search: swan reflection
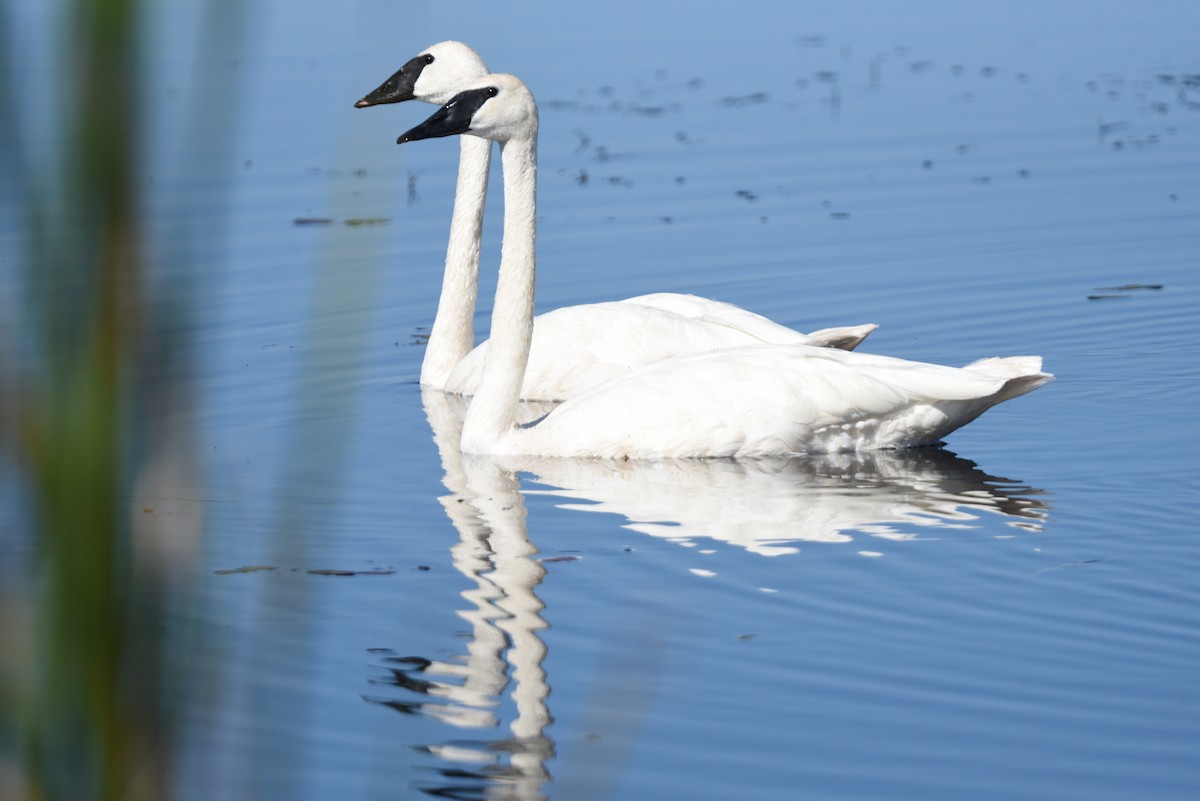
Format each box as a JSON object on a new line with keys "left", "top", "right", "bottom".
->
{"left": 365, "top": 391, "right": 1049, "bottom": 798}
{"left": 511, "top": 447, "right": 1049, "bottom": 557}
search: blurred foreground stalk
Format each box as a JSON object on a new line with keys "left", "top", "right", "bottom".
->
{"left": 2, "top": 0, "right": 173, "bottom": 798}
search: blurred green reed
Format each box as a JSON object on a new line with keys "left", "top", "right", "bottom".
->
{"left": 0, "top": 2, "right": 240, "bottom": 798}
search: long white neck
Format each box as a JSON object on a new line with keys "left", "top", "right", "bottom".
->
{"left": 461, "top": 132, "right": 537, "bottom": 452}
{"left": 420, "top": 135, "right": 491, "bottom": 388}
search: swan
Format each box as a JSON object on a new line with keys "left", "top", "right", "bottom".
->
{"left": 396, "top": 73, "right": 1053, "bottom": 459}
{"left": 355, "top": 41, "right": 877, "bottom": 401}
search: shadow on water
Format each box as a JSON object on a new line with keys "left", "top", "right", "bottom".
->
{"left": 358, "top": 392, "right": 1050, "bottom": 800}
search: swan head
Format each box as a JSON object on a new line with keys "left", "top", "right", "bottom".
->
{"left": 354, "top": 41, "right": 488, "bottom": 108}
{"left": 397, "top": 74, "right": 537, "bottom": 145}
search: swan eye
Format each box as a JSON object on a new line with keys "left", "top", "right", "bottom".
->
{"left": 486, "top": 87, "right": 499, "bottom": 97}
{"left": 423, "top": 54, "right": 435, "bottom": 65}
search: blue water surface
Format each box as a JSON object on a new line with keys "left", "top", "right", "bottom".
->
{"left": 3, "top": 1, "right": 1199, "bottom": 799}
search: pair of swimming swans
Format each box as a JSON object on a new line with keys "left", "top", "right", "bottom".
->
{"left": 356, "top": 42, "right": 1052, "bottom": 459}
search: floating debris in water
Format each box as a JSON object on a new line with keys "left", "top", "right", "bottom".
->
{"left": 294, "top": 217, "right": 390, "bottom": 227}
{"left": 734, "top": 189, "right": 758, "bottom": 202}
{"left": 539, "top": 555, "right": 581, "bottom": 564}
{"left": 214, "top": 565, "right": 277, "bottom": 574}
{"left": 1034, "top": 557, "right": 1110, "bottom": 575}
{"left": 1087, "top": 284, "right": 1162, "bottom": 300}
{"left": 718, "top": 92, "right": 769, "bottom": 107}
{"left": 628, "top": 103, "right": 676, "bottom": 117}
{"left": 307, "top": 568, "right": 397, "bottom": 576}
{"left": 572, "top": 128, "right": 591, "bottom": 154}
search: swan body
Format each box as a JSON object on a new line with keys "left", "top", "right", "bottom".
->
{"left": 495, "top": 347, "right": 1050, "bottom": 458}
{"left": 357, "top": 42, "right": 876, "bottom": 401}
{"left": 397, "top": 73, "right": 1052, "bottom": 459}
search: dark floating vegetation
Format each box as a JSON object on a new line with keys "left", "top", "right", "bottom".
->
{"left": 1088, "top": 283, "right": 1164, "bottom": 300}
{"left": 307, "top": 568, "right": 397, "bottom": 576}
{"left": 292, "top": 217, "right": 390, "bottom": 227}
{"left": 718, "top": 92, "right": 770, "bottom": 107}
{"left": 214, "top": 565, "right": 400, "bottom": 575}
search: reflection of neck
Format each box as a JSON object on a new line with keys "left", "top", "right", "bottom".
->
{"left": 462, "top": 457, "right": 551, "bottom": 752}
{"left": 421, "top": 135, "right": 491, "bottom": 388}
{"left": 462, "top": 133, "right": 538, "bottom": 452}
{"left": 454, "top": 455, "right": 552, "bottom": 794}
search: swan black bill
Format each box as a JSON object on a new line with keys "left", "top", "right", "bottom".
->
{"left": 396, "top": 86, "right": 496, "bottom": 143}
{"left": 353, "top": 54, "right": 430, "bottom": 108}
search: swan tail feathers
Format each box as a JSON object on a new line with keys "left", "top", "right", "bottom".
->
{"left": 963, "top": 356, "right": 1055, "bottom": 403}
{"left": 804, "top": 323, "right": 879, "bottom": 351}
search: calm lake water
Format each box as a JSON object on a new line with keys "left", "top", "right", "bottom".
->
{"left": 4, "top": 1, "right": 1200, "bottom": 799}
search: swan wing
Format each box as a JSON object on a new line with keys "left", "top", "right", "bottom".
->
{"left": 445, "top": 301, "right": 788, "bottom": 400}
{"left": 622, "top": 292, "right": 877, "bottom": 350}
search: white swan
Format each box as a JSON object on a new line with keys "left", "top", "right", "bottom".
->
{"left": 355, "top": 41, "right": 877, "bottom": 401}
{"left": 397, "top": 73, "right": 1053, "bottom": 459}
